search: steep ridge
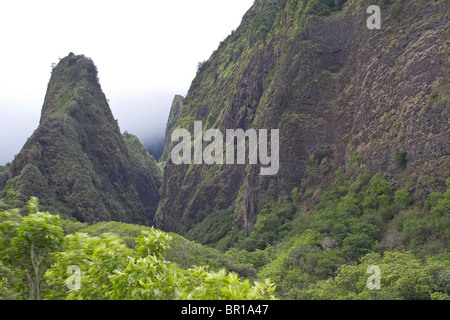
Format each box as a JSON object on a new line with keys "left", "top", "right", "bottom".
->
{"left": 0, "top": 53, "right": 162, "bottom": 224}
{"left": 155, "top": 0, "right": 449, "bottom": 236}
{"left": 160, "top": 95, "right": 185, "bottom": 163}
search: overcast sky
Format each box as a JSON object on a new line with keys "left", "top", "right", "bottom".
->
{"left": 0, "top": 0, "right": 254, "bottom": 165}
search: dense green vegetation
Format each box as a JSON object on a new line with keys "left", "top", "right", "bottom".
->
{"left": 303, "top": 251, "right": 450, "bottom": 300}
{"left": 0, "top": 198, "right": 275, "bottom": 300}
{"left": 184, "top": 171, "right": 450, "bottom": 300}
{"left": 184, "top": 206, "right": 235, "bottom": 251}
{"left": 2, "top": 170, "right": 447, "bottom": 300}
{"left": 253, "top": 173, "right": 449, "bottom": 299}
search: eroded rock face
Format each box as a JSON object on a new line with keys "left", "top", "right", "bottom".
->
{"left": 155, "top": 0, "right": 449, "bottom": 236}
{"left": 160, "top": 95, "right": 185, "bottom": 163}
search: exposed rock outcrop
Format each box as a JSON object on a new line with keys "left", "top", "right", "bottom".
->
{"left": 155, "top": 0, "right": 449, "bottom": 236}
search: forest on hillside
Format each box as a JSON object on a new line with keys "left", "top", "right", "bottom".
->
{"left": 1, "top": 171, "right": 449, "bottom": 300}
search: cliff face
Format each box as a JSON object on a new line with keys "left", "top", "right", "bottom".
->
{"left": 0, "top": 53, "right": 162, "bottom": 224}
{"left": 155, "top": 0, "right": 449, "bottom": 235}
{"left": 160, "top": 95, "right": 185, "bottom": 163}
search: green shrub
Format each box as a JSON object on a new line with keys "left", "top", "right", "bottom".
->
{"left": 394, "top": 151, "right": 408, "bottom": 169}
{"left": 301, "top": 252, "right": 450, "bottom": 300}
{"left": 185, "top": 207, "right": 235, "bottom": 249}
{"left": 238, "top": 197, "right": 295, "bottom": 251}
{"left": 368, "top": 173, "right": 393, "bottom": 196}
{"left": 402, "top": 217, "right": 434, "bottom": 252}
{"left": 44, "top": 227, "right": 276, "bottom": 300}
{"left": 391, "top": 0, "right": 406, "bottom": 20}
{"left": 305, "top": 0, "right": 332, "bottom": 16}
{"left": 430, "top": 196, "right": 450, "bottom": 243}
{"left": 394, "top": 188, "right": 413, "bottom": 209}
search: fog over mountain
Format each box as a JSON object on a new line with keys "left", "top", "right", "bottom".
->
{"left": 108, "top": 91, "right": 179, "bottom": 159}
{"left": 0, "top": 0, "right": 254, "bottom": 165}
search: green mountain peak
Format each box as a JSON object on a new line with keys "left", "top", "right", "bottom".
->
{"left": 41, "top": 53, "right": 104, "bottom": 122}
{"left": 0, "top": 53, "right": 162, "bottom": 224}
